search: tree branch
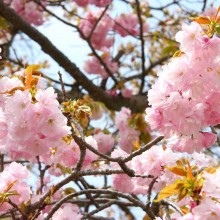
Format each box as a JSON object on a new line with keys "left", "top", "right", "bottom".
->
{"left": 123, "top": 136, "right": 164, "bottom": 162}
{"left": 0, "top": 1, "right": 148, "bottom": 113}
{"left": 45, "top": 189, "right": 155, "bottom": 220}
{"left": 135, "top": 0, "right": 146, "bottom": 93}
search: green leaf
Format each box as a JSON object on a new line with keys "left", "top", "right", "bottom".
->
{"left": 215, "top": 25, "right": 220, "bottom": 36}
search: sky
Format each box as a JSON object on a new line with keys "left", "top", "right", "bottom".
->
{"left": 33, "top": 0, "right": 218, "bottom": 84}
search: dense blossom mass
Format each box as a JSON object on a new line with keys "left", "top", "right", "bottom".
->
{"left": 0, "top": 74, "right": 70, "bottom": 161}
{"left": 0, "top": 71, "right": 97, "bottom": 216}
{"left": 0, "top": 162, "right": 31, "bottom": 213}
{"left": 1, "top": 0, "right": 220, "bottom": 219}
{"left": 74, "top": 0, "right": 112, "bottom": 7}
{"left": 146, "top": 21, "right": 220, "bottom": 153}
{"left": 4, "top": 0, "right": 46, "bottom": 25}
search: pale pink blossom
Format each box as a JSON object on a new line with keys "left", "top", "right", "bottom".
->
{"left": 84, "top": 53, "right": 118, "bottom": 79}
{"left": 112, "top": 174, "right": 134, "bottom": 193}
{"left": 74, "top": 0, "right": 111, "bottom": 7}
{"left": 111, "top": 146, "right": 176, "bottom": 194}
{"left": 192, "top": 198, "right": 220, "bottom": 220}
{"left": 79, "top": 10, "right": 114, "bottom": 50}
{"left": 192, "top": 152, "right": 218, "bottom": 169}
{"left": 0, "top": 162, "right": 31, "bottom": 213}
{"left": 168, "top": 132, "right": 217, "bottom": 153}
{"left": 94, "top": 132, "right": 115, "bottom": 153}
{"left": 203, "top": 169, "right": 220, "bottom": 198}
{"left": 0, "top": 76, "right": 71, "bottom": 161}
{"left": 50, "top": 140, "right": 80, "bottom": 168}
{"left": 118, "top": 128, "right": 140, "bottom": 153}
{"left": 175, "top": 22, "right": 203, "bottom": 53}
{"left": 115, "top": 107, "right": 140, "bottom": 153}
{"left": 115, "top": 107, "right": 131, "bottom": 131}
{"left": 74, "top": 0, "right": 89, "bottom": 7}
{"left": 114, "top": 13, "right": 149, "bottom": 37}
{"left": 0, "top": 108, "right": 7, "bottom": 140}
{"left": 6, "top": 0, "right": 46, "bottom": 25}
{"left": 90, "top": 0, "right": 112, "bottom": 7}
{"left": 83, "top": 136, "right": 99, "bottom": 167}
{"left": 146, "top": 22, "right": 220, "bottom": 153}
{"left": 52, "top": 204, "right": 82, "bottom": 220}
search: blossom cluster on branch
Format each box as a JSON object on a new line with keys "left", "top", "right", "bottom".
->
{"left": 0, "top": 0, "right": 220, "bottom": 220}
{"left": 146, "top": 21, "right": 220, "bottom": 153}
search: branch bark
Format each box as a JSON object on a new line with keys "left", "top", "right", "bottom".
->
{"left": 0, "top": 1, "right": 148, "bottom": 113}
{"left": 45, "top": 189, "right": 155, "bottom": 220}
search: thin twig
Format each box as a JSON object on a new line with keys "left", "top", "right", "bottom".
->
{"left": 75, "top": 142, "right": 86, "bottom": 171}
{"left": 202, "top": 0, "right": 207, "bottom": 12}
{"left": 8, "top": 199, "right": 27, "bottom": 220}
{"left": 135, "top": 0, "right": 146, "bottom": 93}
{"left": 72, "top": 133, "right": 135, "bottom": 176}
{"left": 147, "top": 177, "right": 158, "bottom": 202}
{"left": 88, "top": 6, "right": 109, "bottom": 40}
{"left": 58, "top": 71, "right": 67, "bottom": 101}
{"left": 78, "top": 177, "right": 100, "bottom": 209}
{"left": 0, "top": 1, "right": 148, "bottom": 112}
{"left": 123, "top": 136, "right": 164, "bottom": 162}
{"left": 45, "top": 189, "right": 154, "bottom": 220}
{"left": 0, "top": 154, "right": 4, "bottom": 172}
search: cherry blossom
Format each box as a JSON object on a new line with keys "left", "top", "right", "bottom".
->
{"left": 146, "top": 21, "right": 220, "bottom": 153}
{"left": 79, "top": 10, "right": 114, "bottom": 50}
{"left": 84, "top": 52, "right": 118, "bottom": 78}
{"left": 115, "top": 107, "right": 140, "bottom": 153}
{"left": 5, "top": 0, "right": 46, "bottom": 25}
{"left": 52, "top": 204, "right": 82, "bottom": 220}
{"left": 114, "top": 13, "right": 149, "bottom": 37}
{"left": 74, "top": 0, "right": 111, "bottom": 7}
{"left": 93, "top": 131, "right": 115, "bottom": 153}
{"left": 0, "top": 162, "right": 31, "bottom": 213}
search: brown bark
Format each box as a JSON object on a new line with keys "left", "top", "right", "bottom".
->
{"left": 0, "top": 1, "right": 148, "bottom": 113}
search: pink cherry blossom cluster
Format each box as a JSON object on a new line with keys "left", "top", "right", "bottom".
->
{"left": 115, "top": 13, "right": 149, "bottom": 37}
{"left": 49, "top": 136, "right": 98, "bottom": 174}
{"left": 74, "top": 0, "right": 112, "bottom": 7}
{"left": 115, "top": 107, "right": 140, "bottom": 153}
{"left": 111, "top": 145, "right": 176, "bottom": 194}
{"left": 94, "top": 131, "right": 115, "bottom": 153}
{"left": 36, "top": 204, "right": 82, "bottom": 220}
{"left": 111, "top": 141, "right": 220, "bottom": 219}
{"left": 80, "top": 9, "right": 149, "bottom": 79}
{"left": 4, "top": 0, "right": 46, "bottom": 25}
{"left": 0, "top": 74, "right": 100, "bottom": 171}
{"left": 51, "top": 204, "right": 82, "bottom": 220}
{"left": 157, "top": 168, "right": 220, "bottom": 220}
{"left": 84, "top": 51, "right": 118, "bottom": 79}
{"left": 145, "top": 21, "right": 220, "bottom": 153}
{"left": 79, "top": 10, "right": 119, "bottom": 77}
{"left": 79, "top": 10, "right": 118, "bottom": 79}
{"left": 0, "top": 162, "right": 31, "bottom": 213}
{"left": 79, "top": 10, "right": 114, "bottom": 50}
{"left": 176, "top": 197, "right": 220, "bottom": 220}
{"left": 0, "top": 76, "right": 71, "bottom": 161}
{"left": 79, "top": 9, "right": 149, "bottom": 48}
